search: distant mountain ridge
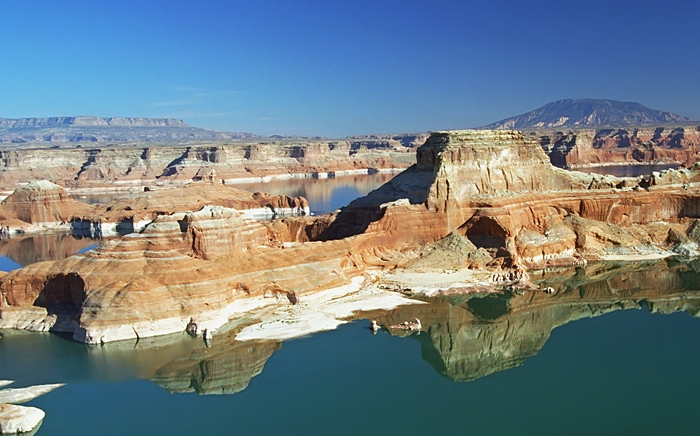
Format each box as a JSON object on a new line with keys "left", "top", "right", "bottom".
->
{"left": 0, "top": 116, "right": 190, "bottom": 129}
{"left": 483, "top": 99, "right": 692, "bottom": 129}
{"left": 0, "top": 116, "right": 256, "bottom": 144}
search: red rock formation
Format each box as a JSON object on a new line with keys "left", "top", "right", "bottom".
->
{"left": 537, "top": 125, "right": 700, "bottom": 168}
{"left": 0, "top": 181, "right": 93, "bottom": 233}
{"left": 2, "top": 130, "right": 700, "bottom": 343}
{"left": 71, "top": 183, "right": 310, "bottom": 237}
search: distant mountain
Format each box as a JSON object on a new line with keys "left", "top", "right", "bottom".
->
{"left": 482, "top": 99, "right": 692, "bottom": 130}
{"left": 0, "top": 116, "right": 256, "bottom": 144}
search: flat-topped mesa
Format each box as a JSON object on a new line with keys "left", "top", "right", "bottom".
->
{"left": 0, "top": 181, "right": 93, "bottom": 233}
{"left": 418, "top": 130, "right": 578, "bottom": 204}
{"left": 0, "top": 116, "right": 189, "bottom": 129}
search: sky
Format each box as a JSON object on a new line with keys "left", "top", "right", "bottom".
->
{"left": 2, "top": 0, "right": 699, "bottom": 137}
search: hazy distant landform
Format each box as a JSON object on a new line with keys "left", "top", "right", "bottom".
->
{"left": 483, "top": 98, "right": 693, "bottom": 129}
{"left": 1, "top": 99, "right": 695, "bottom": 147}
{"left": 0, "top": 116, "right": 256, "bottom": 144}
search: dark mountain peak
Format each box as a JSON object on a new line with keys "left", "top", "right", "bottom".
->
{"left": 483, "top": 98, "right": 692, "bottom": 129}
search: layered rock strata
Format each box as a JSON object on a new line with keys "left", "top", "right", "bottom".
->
{"left": 0, "top": 181, "right": 93, "bottom": 234}
{"left": 0, "top": 180, "right": 309, "bottom": 237}
{"left": 2, "top": 130, "right": 700, "bottom": 343}
{"left": 71, "top": 183, "right": 310, "bottom": 237}
{"left": 0, "top": 135, "right": 424, "bottom": 195}
{"left": 536, "top": 125, "right": 700, "bottom": 168}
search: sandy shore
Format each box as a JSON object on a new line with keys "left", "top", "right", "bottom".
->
{"left": 235, "top": 276, "right": 425, "bottom": 341}
{"left": 234, "top": 268, "right": 507, "bottom": 342}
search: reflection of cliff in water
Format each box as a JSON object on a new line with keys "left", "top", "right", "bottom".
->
{"left": 235, "top": 172, "right": 396, "bottom": 214}
{"left": 368, "top": 258, "right": 700, "bottom": 382}
{"left": 150, "top": 330, "right": 281, "bottom": 395}
{"left": 0, "top": 233, "right": 97, "bottom": 266}
{"left": 34, "top": 258, "right": 700, "bottom": 397}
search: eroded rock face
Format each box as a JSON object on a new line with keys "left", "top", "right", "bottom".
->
{"left": 0, "top": 136, "right": 423, "bottom": 193}
{"left": 71, "top": 183, "right": 310, "bottom": 237}
{"left": 537, "top": 126, "right": 700, "bottom": 168}
{"left": 0, "top": 181, "right": 93, "bottom": 233}
{"left": 3, "top": 130, "right": 700, "bottom": 343}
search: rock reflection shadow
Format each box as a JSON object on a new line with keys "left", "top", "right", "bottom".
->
{"left": 364, "top": 258, "right": 700, "bottom": 382}
{"left": 83, "top": 258, "right": 700, "bottom": 395}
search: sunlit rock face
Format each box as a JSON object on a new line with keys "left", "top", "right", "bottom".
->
{"left": 3, "top": 130, "right": 700, "bottom": 344}
{"left": 0, "top": 181, "right": 93, "bottom": 233}
{"left": 538, "top": 126, "right": 700, "bottom": 168}
{"left": 0, "top": 135, "right": 424, "bottom": 192}
{"left": 71, "top": 183, "right": 310, "bottom": 238}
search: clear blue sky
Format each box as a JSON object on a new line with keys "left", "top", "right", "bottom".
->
{"left": 2, "top": 1, "right": 698, "bottom": 137}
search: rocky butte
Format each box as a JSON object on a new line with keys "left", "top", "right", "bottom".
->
{"left": 2, "top": 130, "right": 700, "bottom": 344}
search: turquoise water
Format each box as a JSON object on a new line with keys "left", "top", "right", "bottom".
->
{"left": 3, "top": 174, "right": 700, "bottom": 435}
{"left": 3, "top": 258, "right": 700, "bottom": 435}
{"left": 2, "top": 306, "right": 700, "bottom": 435}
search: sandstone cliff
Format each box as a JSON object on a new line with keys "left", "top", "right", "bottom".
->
{"left": 3, "top": 130, "right": 700, "bottom": 344}
{"left": 537, "top": 125, "right": 700, "bottom": 168}
{"left": 0, "top": 137, "right": 421, "bottom": 194}
{"left": 0, "top": 181, "right": 93, "bottom": 233}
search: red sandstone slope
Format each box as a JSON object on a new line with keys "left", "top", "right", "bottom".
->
{"left": 2, "top": 130, "right": 700, "bottom": 344}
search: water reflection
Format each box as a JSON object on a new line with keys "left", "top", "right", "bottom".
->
{"left": 0, "top": 233, "right": 97, "bottom": 268}
{"left": 232, "top": 172, "right": 398, "bottom": 215}
{"left": 2, "top": 258, "right": 700, "bottom": 398}
{"left": 70, "top": 172, "right": 398, "bottom": 216}
{"left": 363, "top": 258, "right": 700, "bottom": 382}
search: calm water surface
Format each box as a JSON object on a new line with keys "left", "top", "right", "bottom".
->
{"left": 3, "top": 174, "right": 700, "bottom": 435}
{"left": 74, "top": 172, "right": 397, "bottom": 216}
{"left": 2, "top": 260, "right": 700, "bottom": 435}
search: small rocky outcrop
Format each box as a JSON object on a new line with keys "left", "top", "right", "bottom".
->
{"left": 0, "top": 181, "right": 93, "bottom": 234}
{"left": 0, "top": 404, "right": 44, "bottom": 435}
{"left": 0, "top": 382, "right": 64, "bottom": 435}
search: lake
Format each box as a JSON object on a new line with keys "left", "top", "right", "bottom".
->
{"left": 73, "top": 172, "right": 398, "bottom": 216}
{"left": 3, "top": 170, "right": 700, "bottom": 435}
{"left": 3, "top": 259, "right": 700, "bottom": 435}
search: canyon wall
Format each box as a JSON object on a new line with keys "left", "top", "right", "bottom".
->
{"left": 536, "top": 125, "right": 700, "bottom": 168}
{"left": 3, "top": 130, "right": 700, "bottom": 344}
{"left": 0, "top": 135, "right": 426, "bottom": 194}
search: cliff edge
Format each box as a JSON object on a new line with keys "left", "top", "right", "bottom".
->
{"left": 2, "top": 130, "right": 700, "bottom": 343}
